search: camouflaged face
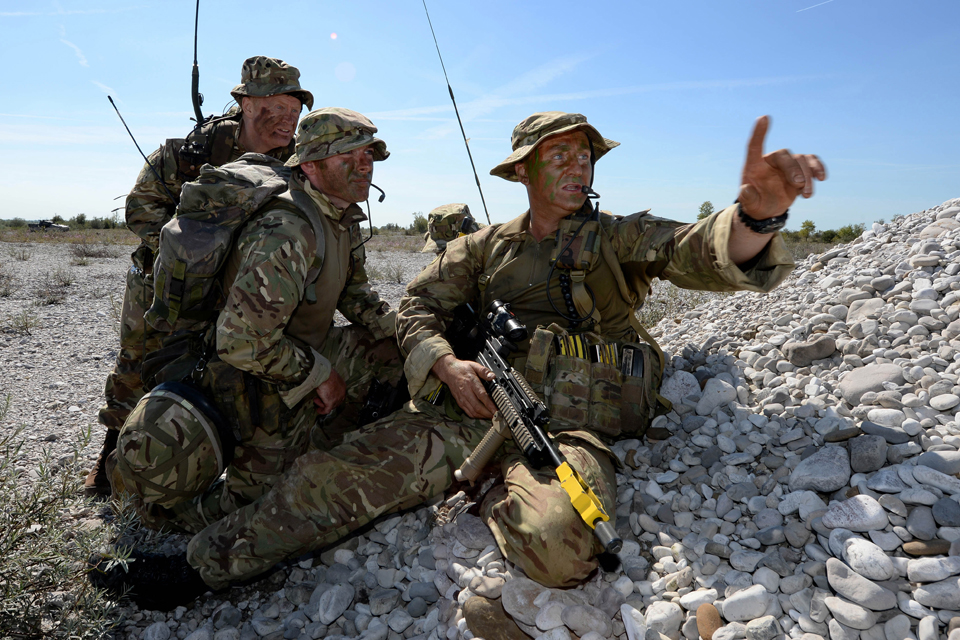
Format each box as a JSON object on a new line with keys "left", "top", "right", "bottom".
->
{"left": 230, "top": 56, "right": 314, "bottom": 109}
{"left": 285, "top": 108, "right": 389, "bottom": 167}
{"left": 421, "top": 203, "right": 480, "bottom": 253}
{"left": 489, "top": 111, "right": 620, "bottom": 182}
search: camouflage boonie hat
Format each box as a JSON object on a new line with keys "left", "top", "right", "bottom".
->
{"left": 421, "top": 203, "right": 480, "bottom": 253}
{"left": 231, "top": 56, "right": 314, "bottom": 110}
{"left": 285, "top": 108, "right": 389, "bottom": 167}
{"left": 115, "top": 382, "right": 234, "bottom": 509}
{"left": 490, "top": 111, "right": 620, "bottom": 182}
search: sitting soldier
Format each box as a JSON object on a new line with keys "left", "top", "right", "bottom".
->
{"left": 421, "top": 202, "right": 482, "bottom": 254}
{"left": 91, "top": 112, "right": 823, "bottom": 621}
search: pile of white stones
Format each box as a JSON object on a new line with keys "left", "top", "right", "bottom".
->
{"left": 114, "top": 197, "right": 960, "bottom": 640}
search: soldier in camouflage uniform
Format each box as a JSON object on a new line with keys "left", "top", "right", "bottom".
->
{"left": 86, "top": 56, "right": 314, "bottom": 496}
{"left": 110, "top": 108, "right": 404, "bottom": 534}
{"left": 421, "top": 203, "right": 482, "bottom": 254}
{"left": 92, "top": 111, "right": 824, "bottom": 609}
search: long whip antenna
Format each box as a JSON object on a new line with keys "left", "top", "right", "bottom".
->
{"left": 108, "top": 96, "right": 177, "bottom": 203}
{"left": 190, "top": 0, "right": 205, "bottom": 125}
{"left": 421, "top": 0, "right": 491, "bottom": 225}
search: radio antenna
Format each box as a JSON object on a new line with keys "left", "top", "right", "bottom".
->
{"left": 421, "top": 1, "right": 491, "bottom": 225}
{"left": 108, "top": 96, "right": 177, "bottom": 203}
{"left": 190, "top": 0, "right": 205, "bottom": 125}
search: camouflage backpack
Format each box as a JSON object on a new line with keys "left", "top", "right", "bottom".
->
{"left": 146, "top": 153, "right": 323, "bottom": 335}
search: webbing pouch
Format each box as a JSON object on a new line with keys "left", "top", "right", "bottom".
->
{"left": 619, "top": 342, "right": 666, "bottom": 438}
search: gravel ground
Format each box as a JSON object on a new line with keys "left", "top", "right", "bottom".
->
{"left": 0, "top": 243, "right": 433, "bottom": 477}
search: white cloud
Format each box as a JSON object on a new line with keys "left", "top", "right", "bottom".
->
{"left": 92, "top": 80, "right": 116, "bottom": 96}
{"left": 58, "top": 25, "right": 88, "bottom": 67}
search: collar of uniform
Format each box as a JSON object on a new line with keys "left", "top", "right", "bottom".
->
{"left": 496, "top": 211, "right": 531, "bottom": 242}
{"left": 300, "top": 174, "right": 368, "bottom": 229}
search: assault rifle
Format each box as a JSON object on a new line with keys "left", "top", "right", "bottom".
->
{"left": 448, "top": 301, "right": 622, "bottom": 554}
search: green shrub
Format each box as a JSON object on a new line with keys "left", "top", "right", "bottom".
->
{"left": 0, "top": 420, "right": 119, "bottom": 637}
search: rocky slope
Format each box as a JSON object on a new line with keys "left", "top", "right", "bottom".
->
{"left": 3, "top": 197, "right": 960, "bottom": 640}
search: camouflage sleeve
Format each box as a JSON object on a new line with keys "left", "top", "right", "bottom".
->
{"left": 612, "top": 203, "right": 794, "bottom": 294}
{"left": 125, "top": 139, "right": 185, "bottom": 255}
{"left": 216, "top": 209, "right": 330, "bottom": 409}
{"left": 397, "top": 230, "right": 489, "bottom": 396}
{"left": 336, "top": 223, "right": 396, "bottom": 340}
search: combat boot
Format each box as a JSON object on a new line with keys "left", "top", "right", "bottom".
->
{"left": 88, "top": 548, "right": 210, "bottom": 611}
{"left": 84, "top": 429, "right": 118, "bottom": 498}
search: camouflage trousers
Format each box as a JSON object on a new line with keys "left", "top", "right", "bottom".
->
{"left": 185, "top": 400, "right": 617, "bottom": 590}
{"left": 98, "top": 254, "right": 160, "bottom": 429}
{"left": 125, "top": 324, "right": 403, "bottom": 534}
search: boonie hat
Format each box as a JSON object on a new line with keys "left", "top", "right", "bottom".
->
{"left": 231, "top": 56, "right": 314, "bottom": 110}
{"left": 285, "top": 108, "right": 389, "bottom": 167}
{"left": 490, "top": 111, "right": 619, "bottom": 182}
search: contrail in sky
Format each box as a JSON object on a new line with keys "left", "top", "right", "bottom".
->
{"left": 797, "top": 0, "right": 835, "bottom": 12}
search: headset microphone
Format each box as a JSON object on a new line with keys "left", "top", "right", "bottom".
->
{"left": 580, "top": 185, "right": 600, "bottom": 199}
{"left": 371, "top": 184, "right": 386, "bottom": 203}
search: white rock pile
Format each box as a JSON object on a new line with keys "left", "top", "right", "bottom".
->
{"left": 9, "top": 198, "right": 960, "bottom": 640}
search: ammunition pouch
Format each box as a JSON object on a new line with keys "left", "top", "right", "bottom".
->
{"left": 525, "top": 325, "right": 665, "bottom": 439}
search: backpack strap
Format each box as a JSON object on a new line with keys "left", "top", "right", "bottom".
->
{"left": 274, "top": 188, "right": 326, "bottom": 296}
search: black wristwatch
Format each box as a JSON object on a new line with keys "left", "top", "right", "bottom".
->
{"left": 736, "top": 202, "right": 789, "bottom": 234}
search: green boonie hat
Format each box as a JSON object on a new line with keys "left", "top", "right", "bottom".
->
{"left": 231, "top": 56, "right": 314, "bottom": 110}
{"left": 421, "top": 203, "right": 480, "bottom": 253}
{"left": 489, "top": 111, "right": 620, "bottom": 182}
{"left": 285, "top": 107, "right": 389, "bottom": 167}
{"left": 115, "top": 382, "right": 234, "bottom": 509}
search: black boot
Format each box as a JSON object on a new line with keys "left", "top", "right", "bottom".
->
{"left": 84, "top": 429, "right": 118, "bottom": 498}
{"left": 88, "top": 549, "right": 210, "bottom": 611}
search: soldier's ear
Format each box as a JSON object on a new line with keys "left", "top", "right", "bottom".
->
{"left": 515, "top": 162, "right": 529, "bottom": 185}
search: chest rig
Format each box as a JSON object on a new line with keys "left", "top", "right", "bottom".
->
{"left": 548, "top": 207, "right": 603, "bottom": 332}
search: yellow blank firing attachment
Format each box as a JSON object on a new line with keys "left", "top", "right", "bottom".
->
{"left": 556, "top": 461, "right": 621, "bottom": 553}
{"left": 556, "top": 461, "right": 609, "bottom": 530}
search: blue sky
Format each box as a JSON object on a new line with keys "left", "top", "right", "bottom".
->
{"left": 1, "top": 0, "right": 957, "bottom": 231}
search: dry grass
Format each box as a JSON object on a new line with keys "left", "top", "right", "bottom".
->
{"left": 3, "top": 309, "right": 41, "bottom": 335}
{"left": 71, "top": 241, "right": 114, "bottom": 260}
{"left": 1, "top": 227, "right": 138, "bottom": 247}
{"left": 34, "top": 270, "right": 73, "bottom": 306}
{"left": 782, "top": 239, "right": 835, "bottom": 261}
{"left": 637, "top": 281, "right": 729, "bottom": 328}
{"left": 366, "top": 234, "right": 424, "bottom": 253}
{"left": 9, "top": 247, "right": 32, "bottom": 261}
{"left": 0, "top": 261, "right": 18, "bottom": 298}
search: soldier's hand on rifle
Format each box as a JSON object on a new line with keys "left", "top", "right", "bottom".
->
{"left": 432, "top": 354, "right": 498, "bottom": 419}
{"left": 314, "top": 369, "right": 347, "bottom": 415}
{"left": 738, "top": 115, "right": 826, "bottom": 220}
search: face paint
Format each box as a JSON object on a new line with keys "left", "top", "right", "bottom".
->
{"left": 523, "top": 130, "right": 592, "bottom": 215}
{"left": 242, "top": 94, "right": 302, "bottom": 152}
{"left": 311, "top": 146, "right": 375, "bottom": 208}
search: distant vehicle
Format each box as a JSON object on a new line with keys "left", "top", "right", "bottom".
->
{"left": 28, "top": 220, "right": 70, "bottom": 232}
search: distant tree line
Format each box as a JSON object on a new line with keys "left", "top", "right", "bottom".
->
{"left": 0, "top": 213, "right": 122, "bottom": 230}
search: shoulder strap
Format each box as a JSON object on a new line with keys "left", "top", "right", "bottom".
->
{"left": 597, "top": 227, "right": 666, "bottom": 372}
{"left": 273, "top": 189, "right": 326, "bottom": 283}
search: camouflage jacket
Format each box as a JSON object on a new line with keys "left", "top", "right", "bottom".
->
{"left": 125, "top": 112, "right": 294, "bottom": 260}
{"left": 216, "top": 172, "right": 395, "bottom": 409}
{"left": 398, "top": 203, "right": 794, "bottom": 396}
